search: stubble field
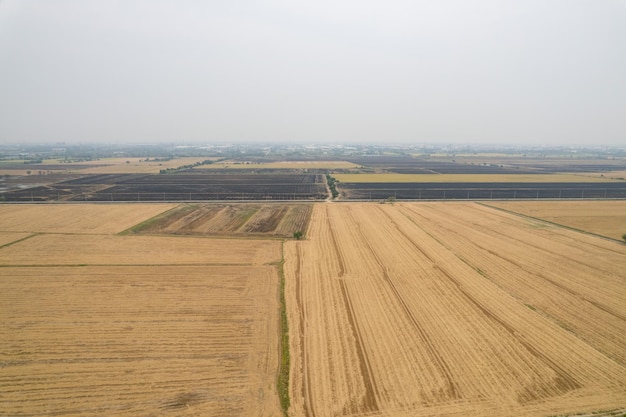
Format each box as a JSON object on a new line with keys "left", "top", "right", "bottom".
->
{"left": 485, "top": 200, "right": 626, "bottom": 240}
{"left": 0, "top": 204, "right": 282, "bottom": 416}
{"left": 284, "top": 202, "right": 626, "bottom": 417}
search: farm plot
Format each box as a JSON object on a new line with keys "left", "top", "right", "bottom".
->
{"left": 336, "top": 180, "right": 626, "bottom": 200}
{"left": 0, "top": 265, "right": 281, "bottom": 417}
{"left": 131, "top": 203, "right": 313, "bottom": 238}
{"left": 485, "top": 200, "right": 626, "bottom": 240}
{"left": 0, "top": 173, "right": 328, "bottom": 201}
{"left": 0, "top": 203, "right": 176, "bottom": 234}
{"left": 284, "top": 203, "right": 626, "bottom": 417}
{"left": 0, "top": 204, "right": 283, "bottom": 416}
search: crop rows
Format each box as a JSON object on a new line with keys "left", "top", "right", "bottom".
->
{"left": 131, "top": 203, "right": 313, "bottom": 237}
{"left": 284, "top": 203, "right": 626, "bottom": 416}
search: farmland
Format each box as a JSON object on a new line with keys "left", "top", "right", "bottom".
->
{"left": 130, "top": 203, "right": 313, "bottom": 238}
{"left": 0, "top": 204, "right": 283, "bottom": 416}
{"left": 337, "top": 181, "right": 626, "bottom": 200}
{"left": 485, "top": 200, "right": 626, "bottom": 240}
{"left": 284, "top": 203, "right": 626, "bottom": 417}
{"left": 0, "top": 173, "right": 328, "bottom": 201}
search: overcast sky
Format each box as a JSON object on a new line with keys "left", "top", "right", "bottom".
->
{"left": 1, "top": 1, "right": 624, "bottom": 146}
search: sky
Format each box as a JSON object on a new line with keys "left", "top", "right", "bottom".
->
{"left": 0, "top": 0, "right": 625, "bottom": 146}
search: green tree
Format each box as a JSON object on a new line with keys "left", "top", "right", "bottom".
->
{"left": 293, "top": 231, "right": 303, "bottom": 240}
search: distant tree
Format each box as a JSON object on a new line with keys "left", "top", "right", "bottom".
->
{"left": 293, "top": 231, "right": 303, "bottom": 240}
{"left": 622, "top": 233, "right": 626, "bottom": 243}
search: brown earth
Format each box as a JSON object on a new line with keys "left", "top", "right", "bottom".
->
{"left": 133, "top": 203, "right": 313, "bottom": 238}
{"left": 284, "top": 202, "right": 626, "bottom": 417}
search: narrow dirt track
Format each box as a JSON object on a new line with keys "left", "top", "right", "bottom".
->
{"left": 284, "top": 202, "right": 626, "bottom": 417}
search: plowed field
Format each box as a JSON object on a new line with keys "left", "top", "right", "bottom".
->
{"left": 284, "top": 202, "right": 626, "bottom": 417}
{"left": 131, "top": 203, "right": 312, "bottom": 238}
{"left": 0, "top": 205, "right": 282, "bottom": 416}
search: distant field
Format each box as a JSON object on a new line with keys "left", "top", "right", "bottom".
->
{"left": 485, "top": 200, "right": 626, "bottom": 240}
{"left": 0, "top": 204, "right": 282, "bottom": 416}
{"left": 196, "top": 160, "right": 359, "bottom": 170}
{"left": 65, "top": 157, "right": 213, "bottom": 174}
{"left": 0, "top": 157, "right": 214, "bottom": 175}
{"left": 334, "top": 173, "right": 621, "bottom": 183}
{"left": 132, "top": 203, "right": 313, "bottom": 238}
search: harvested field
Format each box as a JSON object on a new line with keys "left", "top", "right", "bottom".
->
{"left": 132, "top": 203, "right": 313, "bottom": 238}
{"left": 0, "top": 203, "right": 176, "bottom": 234}
{"left": 0, "top": 233, "right": 280, "bottom": 265}
{"left": 485, "top": 200, "right": 626, "bottom": 240}
{"left": 0, "top": 232, "right": 33, "bottom": 247}
{"left": 0, "top": 204, "right": 283, "bottom": 416}
{"left": 0, "top": 265, "right": 281, "bottom": 417}
{"left": 284, "top": 203, "right": 626, "bottom": 417}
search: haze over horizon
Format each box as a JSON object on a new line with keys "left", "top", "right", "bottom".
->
{"left": 1, "top": 1, "right": 624, "bottom": 147}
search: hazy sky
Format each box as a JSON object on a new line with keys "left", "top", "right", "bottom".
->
{"left": 1, "top": 1, "right": 625, "bottom": 146}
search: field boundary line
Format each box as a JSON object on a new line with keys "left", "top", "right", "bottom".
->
{"left": 0, "top": 233, "right": 39, "bottom": 249}
{"left": 271, "top": 240, "right": 290, "bottom": 417}
{"left": 477, "top": 202, "right": 625, "bottom": 244}
{"left": 0, "top": 262, "right": 255, "bottom": 268}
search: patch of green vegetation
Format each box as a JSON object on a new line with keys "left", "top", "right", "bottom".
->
{"left": 325, "top": 173, "right": 339, "bottom": 199}
{"left": 274, "top": 241, "right": 290, "bottom": 416}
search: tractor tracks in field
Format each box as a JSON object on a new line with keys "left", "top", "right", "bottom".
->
{"left": 326, "top": 206, "right": 380, "bottom": 414}
{"left": 345, "top": 206, "right": 461, "bottom": 401}
{"left": 391, "top": 205, "right": 583, "bottom": 395}
{"left": 293, "top": 243, "right": 317, "bottom": 417}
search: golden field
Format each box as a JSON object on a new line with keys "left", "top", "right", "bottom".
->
{"left": 284, "top": 203, "right": 626, "bottom": 417}
{"left": 2, "top": 201, "right": 625, "bottom": 417}
{"left": 485, "top": 200, "right": 626, "bottom": 240}
{"left": 0, "top": 204, "right": 282, "bottom": 416}
{"left": 0, "top": 203, "right": 176, "bottom": 234}
{"left": 333, "top": 173, "right": 622, "bottom": 183}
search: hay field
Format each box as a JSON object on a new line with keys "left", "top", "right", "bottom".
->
{"left": 284, "top": 203, "right": 626, "bottom": 417}
{"left": 0, "top": 203, "right": 176, "bottom": 234}
{"left": 485, "top": 200, "right": 626, "bottom": 240}
{"left": 0, "top": 204, "right": 282, "bottom": 416}
{"left": 334, "top": 173, "right": 621, "bottom": 183}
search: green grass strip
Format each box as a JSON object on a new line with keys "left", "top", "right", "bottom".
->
{"left": 275, "top": 240, "right": 290, "bottom": 416}
{"left": 0, "top": 233, "right": 39, "bottom": 249}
